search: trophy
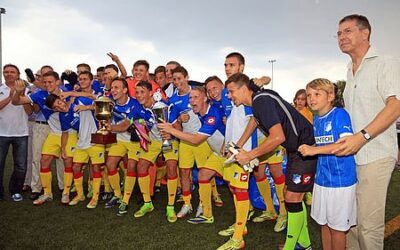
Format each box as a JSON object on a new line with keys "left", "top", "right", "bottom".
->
{"left": 152, "top": 91, "right": 172, "bottom": 152}
{"left": 91, "top": 96, "right": 117, "bottom": 144}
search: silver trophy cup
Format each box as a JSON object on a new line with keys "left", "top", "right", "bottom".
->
{"left": 152, "top": 105, "right": 172, "bottom": 152}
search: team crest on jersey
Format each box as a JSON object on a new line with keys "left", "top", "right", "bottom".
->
{"left": 324, "top": 121, "right": 332, "bottom": 132}
{"left": 233, "top": 172, "right": 239, "bottom": 179}
{"left": 99, "top": 152, "right": 104, "bottom": 159}
{"left": 302, "top": 174, "right": 312, "bottom": 184}
{"left": 292, "top": 174, "right": 301, "bottom": 184}
{"left": 206, "top": 116, "right": 216, "bottom": 125}
{"left": 240, "top": 173, "right": 248, "bottom": 182}
{"left": 71, "top": 147, "right": 75, "bottom": 152}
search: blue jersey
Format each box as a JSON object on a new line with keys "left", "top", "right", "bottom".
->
{"left": 168, "top": 89, "right": 201, "bottom": 133}
{"left": 313, "top": 107, "right": 357, "bottom": 188}
{"left": 112, "top": 97, "right": 148, "bottom": 141}
{"left": 219, "top": 88, "right": 233, "bottom": 118}
{"left": 198, "top": 104, "right": 226, "bottom": 155}
{"left": 92, "top": 80, "right": 105, "bottom": 95}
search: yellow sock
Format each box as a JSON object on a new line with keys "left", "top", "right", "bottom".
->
{"left": 102, "top": 167, "right": 112, "bottom": 193}
{"left": 274, "top": 174, "right": 287, "bottom": 215}
{"left": 199, "top": 181, "right": 212, "bottom": 218}
{"left": 40, "top": 169, "right": 52, "bottom": 195}
{"left": 210, "top": 177, "right": 220, "bottom": 198}
{"left": 74, "top": 173, "right": 84, "bottom": 197}
{"left": 138, "top": 174, "right": 151, "bottom": 202}
{"left": 167, "top": 176, "right": 178, "bottom": 206}
{"left": 275, "top": 182, "right": 287, "bottom": 215}
{"left": 232, "top": 195, "right": 250, "bottom": 240}
{"left": 108, "top": 169, "right": 122, "bottom": 198}
{"left": 92, "top": 173, "right": 102, "bottom": 201}
{"left": 155, "top": 166, "right": 166, "bottom": 186}
{"left": 63, "top": 167, "right": 73, "bottom": 195}
{"left": 256, "top": 177, "right": 275, "bottom": 213}
{"left": 122, "top": 174, "right": 137, "bottom": 204}
{"left": 182, "top": 192, "right": 192, "bottom": 206}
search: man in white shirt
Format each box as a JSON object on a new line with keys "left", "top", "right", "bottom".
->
{"left": 0, "top": 64, "right": 32, "bottom": 201}
{"left": 334, "top": 14, "right": 400, "bottom": 250}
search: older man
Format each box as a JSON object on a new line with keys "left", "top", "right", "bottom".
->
{"left": 0, "top": 64, "right": 32, "bottom": 201}
{"left": 334, "top": 14, "right": 400, "bottom": 250}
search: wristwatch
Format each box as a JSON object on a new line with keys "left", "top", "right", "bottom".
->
{"left": 360, "top": 129, "right": 372, "bottom": 141}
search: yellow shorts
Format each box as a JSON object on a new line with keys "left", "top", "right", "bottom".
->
{"left": 179, "top": 140, "right": 212, "bottom": 169}
{"left": 223, "top": 161, "right": 249, "bottom": 190}
{"left": 42, "top": 132, "right": 77, "bottom": 158}
{"left": 73, "top": 145, "right": 105, "bottom": 165}
{"left": 108, "top": 140, "right": 141, "bottom": 161}
{"left": 201, "top": 153, "right": 249, "bottom": 189}
{"left": 258, "top": 138, "right": 285, "bottom": 165}
{"left": 138, "top": 140, "right": 179, "bottom": 163}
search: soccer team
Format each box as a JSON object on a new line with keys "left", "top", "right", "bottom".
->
{"left": 1, "top": 14, "right": 400, "bottom": 250}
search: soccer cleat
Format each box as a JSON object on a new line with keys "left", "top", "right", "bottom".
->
{"left": 68, "top": 195, "right": 85, "bottom": 206}
{"left": 61, "top": 194, "right": 70, "bottom": 204}
{"left": 218, "top": 224, "right": 248, "bottom": 237}
{"left": 86, "top": 199, "right": 98, "bottom": 209}
{"left": 252, "top": 210, "right": 278, "bottom": 223}
{"left": 33, "top": 194, "right": 53, "bottom": 205}
{"left": 134, "top": 202, "right": 154, "bottom": 218}
{"left": 274, "top": 214, "right": 288, "bottom": 233}
{"left": 177, "top": 204, "right": 193, "bottom": 218}
{"left": 86, "top": 187, "right": 93, "bottom": 199}
{"left": 105, "top": 196, "right": 121, "bottom": 209}
{"left": 213, "top": 195, "right": 224, "bottom": 207}
{"left": 101, "top": 192, "right": 113, "bottom": 202}
{"left": 117, "top": 201, "right": 128, "bottom": 216}
{"left": 187, "top": 215, "right": 214, "bottom": 224}
{"left": 217, "top": 237, "right": 245, "bottom": 250}
{"left": 247, "top": 208, "right": 255, "bottom": 221}
{"left": 305, "top": 192, "right": 313, "bottom": 206}
{"left": 166, "top": 205, "right": 177, "bottom": 223}
{"left": 195, "top": 203, "right": 204, "bottom": 217}
{"left": 11, "top": 193, "right": 23, "bottom": 202}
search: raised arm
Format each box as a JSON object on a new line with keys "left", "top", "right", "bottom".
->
{"left": 107, "top": 52, "right": 127, "bottom": 78}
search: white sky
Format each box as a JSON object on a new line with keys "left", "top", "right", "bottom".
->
{"left": 1, "top": 0, "right": 399, "bottom": 100}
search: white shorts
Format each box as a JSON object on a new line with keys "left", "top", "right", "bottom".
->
{"left": 311, "top": 183, "right": 357, "bottom": 231}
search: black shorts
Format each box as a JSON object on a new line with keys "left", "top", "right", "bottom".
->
{"left": 286, "top": 152, "right": 317, "bottom": 193}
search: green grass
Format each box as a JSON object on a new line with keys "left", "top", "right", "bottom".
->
{"left": 1, "top": 153, "right": 399, "bottom": 250}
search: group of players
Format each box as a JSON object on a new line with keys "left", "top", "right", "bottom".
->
{"left": 9, "top": 52, "right": 319, "bottom": 250}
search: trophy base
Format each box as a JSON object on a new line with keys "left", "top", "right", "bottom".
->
{"left": 91, "top": 133, "right": 117, "bottom": 145}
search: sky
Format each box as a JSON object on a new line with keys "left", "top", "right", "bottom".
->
{"left": 1, "top": 0, "right": 399, "bottom": 100}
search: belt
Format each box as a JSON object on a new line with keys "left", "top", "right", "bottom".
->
{"left": 35, "top": 121, "right": 48, "bottom": 125}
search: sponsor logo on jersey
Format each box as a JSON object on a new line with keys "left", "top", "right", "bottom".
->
{"left": 207, "top": 116, "right": 216, "bottom": 125}
{"left": 302, "top": 174, "right": 312, "bottom": 184}
{"left": 292, "top": 174, "right": 301, "bottom": 184}
{"left": 240, "top": 173, "right": 248, "bottom": 182}
{"left": 315, "top": 135, "right": 334, "bottom": 144}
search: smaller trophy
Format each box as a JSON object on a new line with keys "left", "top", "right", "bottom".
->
{"left": 91, "top": 96, "right": 117, "bottom": 144}
{"left": 152, "top": 91, "right": 172, "bottom": 152}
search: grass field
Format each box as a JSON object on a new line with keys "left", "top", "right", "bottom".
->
{"left": 0, "top": 154, "right": 399, "bottom": 250}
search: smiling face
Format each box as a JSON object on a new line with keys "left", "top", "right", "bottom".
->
{"left": 110, "top": 80, "right": 128, "bottom": 102}
{"left": 78, "top": 73, "right": 92, "bottom": 91}
{"left": 227, "top": 83, "right": 245, "bottom": 107}
{"left": 172, "top": 72, "right": 189, "bottom": 94}
{"left": 132, "top": 65, "right": 148, "bottom": 81}
{"left": 205, "top": 79, "right": 224, "bottom": 102}
{"left": 337, "top": 19, "right": 369, "bottom": 55}
{"left": 166, "top": 63, "right": 177, "bottom": 83}
{"left": 52, "top": 98, "right": 69, "bottom": 112}
{"left": 155, "top": 72, "right": 167, "bottom": 88}
{"left": 135, "top": 85, "right": 153, "bottom": 107}
{"left": 306, "top": 87, "right": 334, "bottom": 116}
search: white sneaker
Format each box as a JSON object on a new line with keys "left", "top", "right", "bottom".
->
{"left": 61, "top": 194, "right": 70, "bottom": 204}
{"left": 196, "top": 203, "right": 204, "bottom": 217}
{"left": 177, "top": 204, "right": 193, "bottom": 218}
